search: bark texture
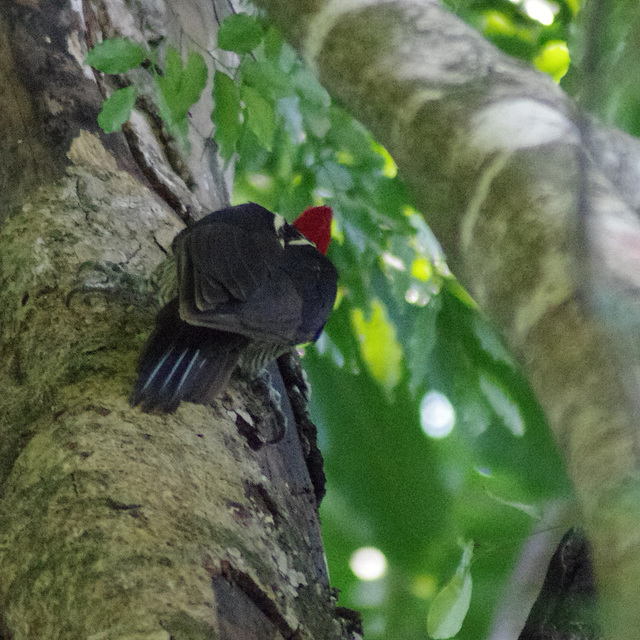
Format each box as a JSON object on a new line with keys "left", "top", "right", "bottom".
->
{"left": 252, "top": 1, "right": 640, "bottom": 639}
{"left": 0, "top": 1, "right": 356, "bottom": 638}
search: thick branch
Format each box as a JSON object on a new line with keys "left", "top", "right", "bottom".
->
{"left": 0, "top": 1, "right": 353, "bottom": 637}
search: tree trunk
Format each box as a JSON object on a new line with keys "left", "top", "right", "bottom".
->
{"left": 0, "top": 1, "right": 355, "bottom": 638}
{"left": 253, "top": 1, "right": 640, "bottom": 639}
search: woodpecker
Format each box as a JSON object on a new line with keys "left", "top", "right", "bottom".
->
{"left": 130, "top": 202, "right": 337, "bottom": 413}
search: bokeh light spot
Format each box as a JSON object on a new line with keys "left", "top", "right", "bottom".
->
{"left": 420, "top": 391, "right": 455, "bottom": 438}
{"left": 350, "top": 547, "right": 388, "bottom": 581}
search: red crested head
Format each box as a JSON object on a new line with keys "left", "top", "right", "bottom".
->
{"left": 292, "top": 206, "right": 333, "bottom": 255}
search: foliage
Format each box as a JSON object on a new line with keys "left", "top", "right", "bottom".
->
{"left": 427, "top": 543, "right": 474, "bottom": 639}
{"left": 447, "top": 0, "right": 576, "bottom": 70}
{"left": 97, "top": 86, "right": 137, "bottom": 133}
{"left": 86, "top": 37, "right": 146, "bottom": 74}
{"left": 85, "top": 4, "right": 580, "bottom": 638}
{"left": 155, "top": 49, "right": 208, "bottom": 140}
{"left": 214, "top": 15, "right": 571, "bottom": 640}
{"left": 86, "top": 39, "right": 207, "bottom": 142}
{"left": 561, "top": 0, "right": 640, "bottom": 137}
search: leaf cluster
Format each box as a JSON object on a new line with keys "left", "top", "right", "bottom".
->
{"left": 86, "top": 38, "right": 208, "bottom": 143}
{"left": 210, "top": 14, "right": 571, "bottom": 640}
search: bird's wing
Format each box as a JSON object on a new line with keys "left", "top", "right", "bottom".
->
{"left": 175, "top": 220, "right": 336, "bottom": 344}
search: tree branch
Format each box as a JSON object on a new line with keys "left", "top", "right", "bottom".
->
{"left": 254, "top": 0, "right": 640, "bottom": 638}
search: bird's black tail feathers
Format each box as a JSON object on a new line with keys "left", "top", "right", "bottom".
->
{"left": 130, "top": 299, "right": 248, "bottom": 413}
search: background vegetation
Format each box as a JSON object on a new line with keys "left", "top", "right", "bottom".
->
{"left": 86, "top": 0, "right": 601, "bottom": 636}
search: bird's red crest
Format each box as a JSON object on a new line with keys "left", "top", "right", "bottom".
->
{"left": 292, "top": 206, "right": 333, "bottom": 255}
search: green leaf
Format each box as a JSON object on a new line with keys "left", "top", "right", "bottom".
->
{"left": 180, "top": 52, "right": 209, "bottom": 113}
{"left": 427, "top": 543, "right": 474, "bottom": 639}
{"left": 97, "top": 86, "right": 137, "bottom": 133}
{"left": 263, "top": 26, "right": 283, "bottom": 60}
{"left": 242, "top": 85, "right": 276, "bottom": 151}
{"left": 479, "top": 373, "right": 525, "bottom": 437}
{"left": 212, "top": 71, "right": 241, "bottom": 159}
{"left": 296, "top": 73, "right": 331, "bottom": 138}
{"left": 405, "top": 299, "right": 440, "bottom": 393}
{"left": 472, "top": 314, "right": 516, "bottom": 367}
{"left": 240, "top": 58, "right": 292, "bottom": 99}
{"left": 154, "top": 47, "right": 207, "bottom": 145}
{"left": 218, "top": 14, "right": 263, "bottom": 54}
{"left": 278, "top": 42, "right": 298, "bottom": 74}
{"left": 156, "top": 48, "right": 208, "bottom": 124}
{"left": 303, "top": 109, "right": 331, "bottom": 138}
{"left": 293, "top": 66, "right": 331, "bottom": 108}
{"left": 86, "top": 38, "right": 146, "bottom": 74}
{"left": 277, "top": 96, "right": 304, "bottom": 143}
{"left": 351, "top": 300, "right": 403, "bottom": 391}
{"left": 316, "top": 160, "right": 354, "bottom": 192}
